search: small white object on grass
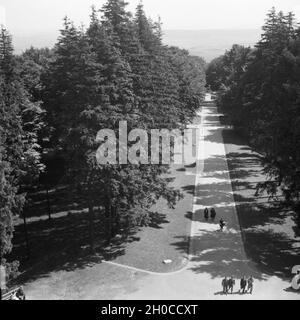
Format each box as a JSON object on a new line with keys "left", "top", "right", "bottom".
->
{"left": 163, "top": 259, "right": 172, "bottom": 264}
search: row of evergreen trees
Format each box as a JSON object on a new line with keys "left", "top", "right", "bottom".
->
{"left": 0, "top": 0, "right": 206, "bottom": 281}
{"left": 0, "top": 27, "right": 44, "bottom": 278}
{"left": 206, "top": 8, "right": 300, "bottom": 221}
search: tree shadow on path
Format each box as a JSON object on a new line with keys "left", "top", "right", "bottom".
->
{"left": 173, "top": 104, "right": 299, "bottom": 282}
{"left": 223, "top": 129, "right": 300, "bottom": 280}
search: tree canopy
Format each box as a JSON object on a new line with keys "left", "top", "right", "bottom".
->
{"left": 1, "top": 0, "right": 206, "bottom": 280}
{"left": 207, "top": 8, "right": 300, "bottom": 222}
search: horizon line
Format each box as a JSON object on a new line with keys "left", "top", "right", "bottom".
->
{"left": 10, "top": 27, "right": 263, "bottom": 36}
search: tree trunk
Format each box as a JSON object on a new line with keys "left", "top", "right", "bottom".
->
{"left": 109, "top": 204, "right": 115, "bottom": 241}
{"left": 88, "top": 204, "right": 95, "bottom": 253}
{"left": 23, "top": 212, "right": 30, "bottom": 259}
{"left": 46, "top": 186, "right": 51, "bottom": 221}
{"left": 125, "top": 215, "right": 130, "bottom": 235}
{"left": 296, "top": 204, "right": 300, "bottom": 227}
{"left": 105, "top": 199, "right": 112, "bottom": 245}
{"left": 111, "top": 205, "right": 116, "bottom": 239}
{"left": 114, "top": 205, "right": 120, "bottom": 237}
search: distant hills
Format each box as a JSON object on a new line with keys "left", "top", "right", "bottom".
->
{"left": 13, "top": 29, "right": 262, "bottom": 62}
{"left": 13, "top": 32, "right": 59, "bottom": 54}
{"left": 163, "top": 29, "right": 262, "bottom": 62}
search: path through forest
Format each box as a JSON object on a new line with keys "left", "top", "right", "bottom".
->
{"left": 24, "top": 95, "right": 299, "bottom": 300}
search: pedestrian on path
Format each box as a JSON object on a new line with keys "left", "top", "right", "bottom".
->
{"left": 210, "top": 208, "right": 217, "bottom": 220}
{"left": 247, "top": 276, "right": 254, "bottom": 294}
{"left": 240, "top": 276, "right": 247, "bottom": 294}
{"left": 228, "top": 277, "right": 235, "bottom": 294}
{"left": 222, "top": 277, "right": 228, "bottom": 294}
{"left": 204, "top": 208, "right": 209, "bottom": 220}
{"left": 219, "top": 219, "right": 226, "bottom": 231}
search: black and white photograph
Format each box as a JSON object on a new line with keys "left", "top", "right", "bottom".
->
{"left": 0, "top": 0, "right": 300, "bottom": 302}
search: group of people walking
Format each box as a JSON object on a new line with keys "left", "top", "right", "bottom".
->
{"left": 204, "top": 207, "right": 216, "bottom": 221}
{"left": 203, "top": 208, "right": 254, "bottom": 296}
{"left": 222, "top": 276, "right": 254, "bottom": 295}
{"left": 204, "top": 208, "right": 227, "bottom": 231}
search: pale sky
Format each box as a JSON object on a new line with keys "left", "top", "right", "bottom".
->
{"left": 0, "top": 0, "right": 300, "bottom": 35}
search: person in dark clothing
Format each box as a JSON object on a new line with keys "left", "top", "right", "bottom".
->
{"left": 228, "top": 277, "right": 235, "bottom": 294}
{"left": 204, "top": 208, "right": 209, "bottom": 220}
{"left": 222, "top": 277, "right": 228, "bottom": 294}
{"left": 247, "top": 277, "right": 254, "bottom": 294}
{"left": 210, "top": 208, "right": 217, "bottom": 220}
{"left": 240, "top": 277, "right": 247, "bottom": 294}
{"left": 219, "top": 219, "right": 226, "bottom": 231}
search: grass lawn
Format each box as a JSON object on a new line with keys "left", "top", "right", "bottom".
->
{"left": 13, "top": 157, "right": 197, "bottom": 298}
{"left": 111, "top": 161, "right": 196, "bottom": 272}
